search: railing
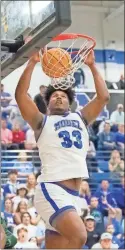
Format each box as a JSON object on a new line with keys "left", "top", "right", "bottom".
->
{"left": 1, "top": 149, "right": 124, "bottom": 190}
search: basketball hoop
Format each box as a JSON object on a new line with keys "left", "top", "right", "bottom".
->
{"left": 40, "top": 33, "right": 96, "bottom": 90}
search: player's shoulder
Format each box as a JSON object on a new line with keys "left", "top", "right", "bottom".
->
{"left": 71, "top": 111, "right": 88, "bottom": 127}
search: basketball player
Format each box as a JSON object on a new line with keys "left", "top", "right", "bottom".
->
{"left": 15, "top": 50, "right": 110, "bottom": 249}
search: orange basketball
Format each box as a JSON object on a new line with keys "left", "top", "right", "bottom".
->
{"left": 41, "top": 48, "right": 72, "bottom": 78}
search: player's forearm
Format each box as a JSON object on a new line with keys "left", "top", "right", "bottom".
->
{"left": 15, "top": 60, "right": 36, "bottom": 96}
{"left": 89, "top": 64, "right": 110, "bottom": 102}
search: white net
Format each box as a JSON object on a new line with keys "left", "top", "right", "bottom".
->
{"left": 40, "top": 34, "right": 95, "bottom": 90}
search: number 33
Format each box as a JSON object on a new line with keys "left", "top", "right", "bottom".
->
{"left": 58, "top": 130, "right": 83, "bottom": 149}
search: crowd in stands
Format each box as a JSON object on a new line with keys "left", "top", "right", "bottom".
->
{"left": 1, "top": 83, "right": 125, "bottom": 249}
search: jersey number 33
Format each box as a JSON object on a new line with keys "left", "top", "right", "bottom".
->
{"left": 58, "top": 130, "right": 83, "bottom": 149}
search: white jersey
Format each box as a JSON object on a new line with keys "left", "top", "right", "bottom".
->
{"left": 37, "top": 112, "right": 89, "bottom": 182}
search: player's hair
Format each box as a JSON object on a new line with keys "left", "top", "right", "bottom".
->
{"left": 44, "top": 85, "right": 75, "bottom": 105}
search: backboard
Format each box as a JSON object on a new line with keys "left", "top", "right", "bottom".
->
{"left": 1, "top": 1, "right": 71, "bottom": 79}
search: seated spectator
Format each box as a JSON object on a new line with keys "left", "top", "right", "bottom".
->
{"left": 98, "top": 121, "right": 116, "bottom": 156}
{"left": 14, "top": 227, "right": 38, "bottom": 249}
{"left": 95, "top": 180, "right": 117, "bottom": 213}
{"left": 14, "top": 200, "right": 40, "bottom": 226}
{"left": 88, "top": 125, "right": 98, "bottom": 148}
{"left": 92, "top": 232, "right": 118, "bottom": 249}
{"left": 14, "top": 201, "right": 29, "bottom": 225}
{"left": 3, "top": 170, "right": 19, "bottom": 199}
{"left": 24, "top": 127, "right": 37, "bottom": 150}
{"left": 13, "top": 212, "right": 38, "bottom": 240}
{"left": 12, "top": 123, "right": 25, "bottom": 149}
{"left": 9, "top": 100, "right": 26, "bottom": 129}
{"left": 106, "top": 224, "right": 121, "bottom": 247}
{"left": 2, "top": 198, "right": 15, "bottom": 233}
{"left": 117, "top": 74, "right": 124, "bottom": 90}
{"left": 114, "top": 176, "right": 125, "bottom": 215}
{"left": 1, "top": 83, "right": 12, "bottom": 118}
{"left": 109, "top": 150, "right": 124, "bottom": 177}
{"left": 79, "top": 180, "right": 91, "bottom": 205}
{"left": 26, "top": 173, "right": 37, "bottom": 206}
{"left": 84, "top": 215, "right": 101, "bottom": 249}
{"left": 89, "top": 196, "right": 105, "bottom": 233}
{"left": 115, "top": 124, "right": 124, "bottom": 155}
{"left": 87, "top": 141, "right": 98, "bottom": 172}
{"left": 13, "top": 151, "right": 34, "bottom": 177}
{"left": 110, "top": 104, "right": 124, "bottom": 126}
{"left": 95, "top": 180, "right": 122, "bottom": 222}
{"left": 12, "top": 184, "right": 29, "bottom": 211}
{"left": 1, "top": 120, "right": 18, "bottom": 150}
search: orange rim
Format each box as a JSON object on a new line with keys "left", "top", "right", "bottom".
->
{"left": 52, "top": 33, "right": 96, "bottom": 54}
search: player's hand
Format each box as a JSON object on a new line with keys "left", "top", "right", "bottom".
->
{"left": 29, "top": 51, "right": 40, "bottom": 63}
{"left": 84, "top": 50, "right": 95, "bottom": 67}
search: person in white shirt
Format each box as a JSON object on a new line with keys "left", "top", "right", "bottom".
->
{"left": 14, "top": 227, "right": 38, "bottom": 249}
{"left": 12, "top": 184, "right": 29, "bottom": 211}
{"left": 25, "top": 127, "right": 37, "bottom": 149}
{"left": 110, "top": 104, "right": 124, "bottom": 125}
{"left": 92, "top": 232, "right": 118, "bottom": 249}
{"left": 13, "top": 212, "right": 37, "bottom": 240}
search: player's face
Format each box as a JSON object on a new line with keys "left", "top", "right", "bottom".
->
{"left": 48, "top": 91, "right": 70, "bottom": 115}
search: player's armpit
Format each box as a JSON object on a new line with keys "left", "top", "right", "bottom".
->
{"left": 80, "top": 96, "right": 109, "bottom": 125}
{"left": 15, "top": 93, "right": 43, "bottom": 131}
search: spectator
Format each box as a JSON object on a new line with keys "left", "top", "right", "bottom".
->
{"left": 109, "top": 150, "right": 124, "bottom": 176}
{"left": 92, "top": 232, "right": 118, "bottom": 249}
{"left": 3, "top": 170, "right": 19, "bottom": 199}
{"left": 1, "top": 119, "right": 18, "bottom": 150}
{"left": 26, "top": 173, "right": 37, "bottom": 205}
{"left": 13, "top": 212, "right": 38, "bottom": 240}
{"left": 34, "top": 85, "right": 47, "bottom": 114}
{"left": 94, "top": 180, "right": 117, "bottom": 213}
{"left": 9, "top": 100, "right": 26, "bottom": 129}
{"left": 114, "top": 176, "right": 125, "bottom": 215}
{"left": 14, "top": 227, "right": 38, "bottom": 249}
{"left": 106, "top": 224, "right": 121, "bottom": 247}
{"left": 87, "top": 141, "right": 98, "bottom": 172}
{"left": 13, "top": 151, "right": 34, "bottom": 177}
{"left": 24, "top": 127, "right": 37, "bottom": 150}
{"left": 12, "top": 184, "right": 29, "bottom": 211}
{"left": 1, "top": 83, "right": 12, "bottom": 108}
{"left": 2, "top": 198, "right": 15, "bottom": 232}
{"left": 89, "top": 196, "right": 105, "bottom": 233}
{"left": 88, "top": 125, "right": 98, "bottom": 148}
{"left": 14, "top": 200, "right": 40, "bottom": 226}
{"left": 79, "top": 181, "right": 91, "bottom": 205}
{"left": 84, "top": 215, "right": 101, "bottom": 249}
{"left": 110, "top": 104, "right": 124, "bottom": 125}
{"left": 115, "top": 124, "right": 124, "bottom": 154}
{"left": 12, "top": 123, "right": 25, "bottom": 149}
{"left": 117, "top": 74, "right": 125, "bottom": 90}
{"left": 97, "top": 121, "right": 116, "bottom": 158}
{"left": 14, "top": 201, "right": 29, "bottom": 225}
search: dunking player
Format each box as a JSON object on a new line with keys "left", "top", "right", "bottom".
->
{"left": 15, "top": 50, "right": 110, "bottom": 249}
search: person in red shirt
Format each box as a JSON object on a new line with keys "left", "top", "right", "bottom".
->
{"left": 1, "top": 119, "right": 18, "bottom": 150}
{"left": 12, "top": 123, "right": 25, "bottom": 149}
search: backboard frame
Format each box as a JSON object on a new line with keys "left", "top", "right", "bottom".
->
{"left": 1, "top": 1, "right": 72, "bottom": 79}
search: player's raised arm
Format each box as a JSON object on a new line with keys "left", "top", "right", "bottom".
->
{"left": 80, "top": 50, "right": 110, "bottom": 125}
{"left": 15, "top": 52, "right": 43, "bottom": 131}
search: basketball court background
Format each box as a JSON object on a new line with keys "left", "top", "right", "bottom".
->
{"left": 1, "top": 1, "right": 124, "bottom": 114}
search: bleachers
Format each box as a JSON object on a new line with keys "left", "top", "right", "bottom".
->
{"left": 1, "top": 149, "right": 122, "bottom": 192}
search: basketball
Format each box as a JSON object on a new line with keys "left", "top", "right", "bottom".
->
{"left": 41, "top": 48, "right": 72, "bottom": 78}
